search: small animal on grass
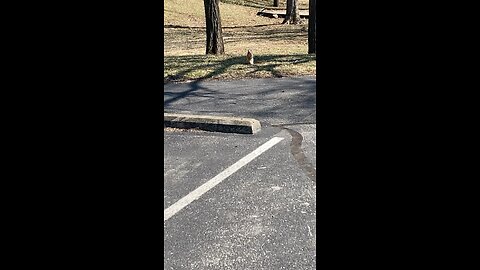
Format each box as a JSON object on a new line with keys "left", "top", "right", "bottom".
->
{"left": 246, "top": 49, "right": 254, "bottom": 65}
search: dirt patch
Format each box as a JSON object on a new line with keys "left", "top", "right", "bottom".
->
{"left": 164, "top": 127, "right": 207, "bottom": 133}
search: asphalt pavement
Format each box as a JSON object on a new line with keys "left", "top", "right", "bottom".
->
{"left": 164, "top": 76, "right": 316, "bottom": 125}
{"left": 164, "top": 76, "right": 316, "bottom": 269}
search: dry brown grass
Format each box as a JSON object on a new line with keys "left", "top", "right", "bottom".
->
{"left": 164, "top": 0, "right": 315, "bottom": 83}
{"left": 164, "top": 127, "right": 206, "bottom": 133}
{"left": 220, "top": 0, "right": 309, "bottom": 9}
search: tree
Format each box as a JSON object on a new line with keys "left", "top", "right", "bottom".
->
{"left": 204, "top": 0, "right": 224, "bottom": 55}
{"left": 282, "top": 0, "right": 300, "bottom": 24}
{"left": 273, "top": 0, "right": 280, "bottom": 7}
{"left": 308, "top": 0, "right": 316, "bottom": 53}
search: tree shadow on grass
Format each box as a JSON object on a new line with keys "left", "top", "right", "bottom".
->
{"left": 164, "top": 55, "right": 244, "bottom": 106}
{"left": 254, "top": 54, "right": 313, "bottom": 64}
{"left": 164, "top": 54, "right": 315, "bottom": 106}
{"left": 164, "top": 54, "right": 314, "bottom": 82}
{"left": 164, "top": 55, "right": 244, "bottom": 84}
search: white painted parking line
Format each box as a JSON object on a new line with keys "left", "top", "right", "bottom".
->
{"left": 164, "top": 136, "right": 284, "bottom": 222}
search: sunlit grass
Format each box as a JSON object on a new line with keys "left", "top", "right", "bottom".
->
{"left": 164, "top": 53, "right": 315, "bottom": 82}
{"left": 164, "top": 0, "right": 315, "bottom": 82}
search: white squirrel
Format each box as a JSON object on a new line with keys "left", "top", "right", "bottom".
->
{"left": 246, "top": 49, "right": 254, "bottom": 65}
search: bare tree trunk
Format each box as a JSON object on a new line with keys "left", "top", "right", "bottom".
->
{"left": 284, "top": 0, "right": 292, "bottom": 20}
{"left": 204, "top": 0, "right": 224, "bottom": 55}
{"left": 282, "top": 0, "right": 300, "bottom": 24}
{"left": 273, "top": 0, "right": 280, "bottom": 7}
{"left": 308, "top": 0, "right": 316, "bottom": 53}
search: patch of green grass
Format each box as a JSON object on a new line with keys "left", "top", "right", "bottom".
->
{"left": 164, "top": 54, "right": 315, "bottom": 83}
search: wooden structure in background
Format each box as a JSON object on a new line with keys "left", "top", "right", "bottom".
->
{"left": 257, "top": 8, "right": 309, "bottom": 18}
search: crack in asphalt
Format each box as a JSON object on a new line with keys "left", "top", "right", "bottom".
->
{"left": 273, "top": 125, "right": 316, "bottom": 182}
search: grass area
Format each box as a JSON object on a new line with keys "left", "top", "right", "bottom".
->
{"left": 220, "top": 0, "right": 309, "bottom": 9}
{"left": 164, "top": 53, "right": 315, "bottom": 82}
{"left": 164, "top": 127, "right": 206, "bottom": 133}
{"left": 164, "top": 0, "right": 315, "bottom": 83}
{"left": 165, "top": 0, "right": 277, "bottom": 27}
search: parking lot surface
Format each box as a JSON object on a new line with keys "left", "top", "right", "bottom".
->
{"left": 164, "top": 77, "right": 316, "bottom": 269}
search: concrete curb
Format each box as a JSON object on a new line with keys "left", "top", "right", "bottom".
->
{"left": 164, "top": 113, "right": 261, "bottom": 134}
